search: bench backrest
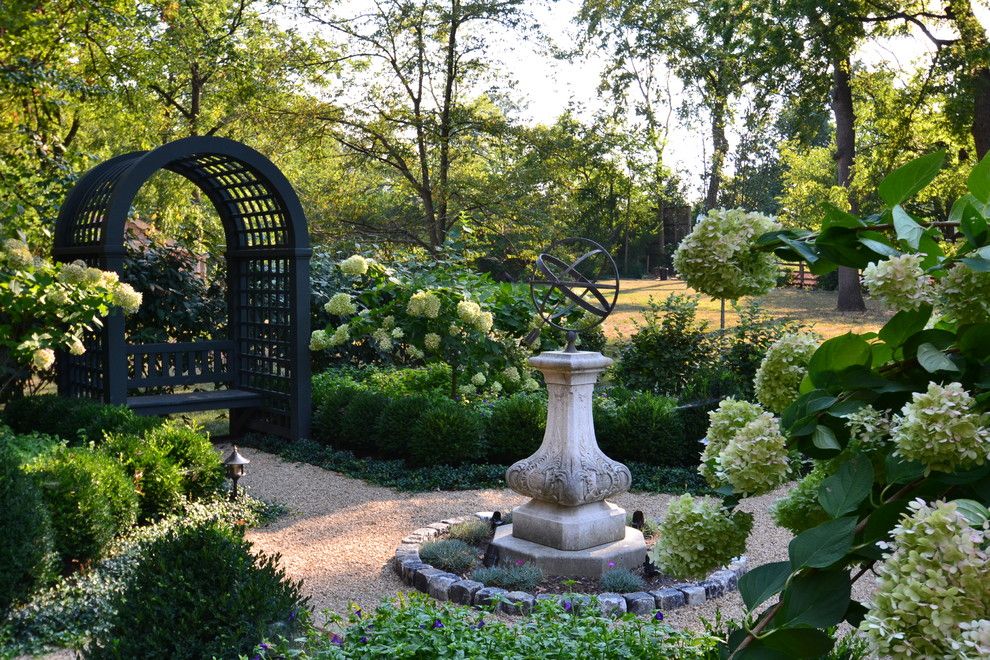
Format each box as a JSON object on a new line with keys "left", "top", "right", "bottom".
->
{"left": 127, "top": 341, "right": 234, "bottom": 389}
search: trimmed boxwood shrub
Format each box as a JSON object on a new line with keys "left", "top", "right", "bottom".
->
{"left": 2, "top": 394, "right": 161, "bottom": 444}
{"left": 486, "top": 393, "right": 546, "bottom": 464}
{"left": 85, "top": 521, "right": 307, "bottom": 660}
{"left": 612, "top": 392, "right": 693, "bottom": 465}
{"left": 25, "top": 447, "right": 138, "bottom": 565}
{"left": 406, "top": 398, "right": 485, "bottom": 467}
{"left": 337, "top": 390, "right": 388, "bottom": 452}
{"left": 143, "top": 422, "right": 226, "bottom": 499}
{"left": 102, "top": 433, "right": 185, "bottom": 522}
{"left": 374, "top": 394, "right": 433, "bottom": 458}
{"left": 312, "top": 379, "right": 364, "bottom": 446}
{"left": 0, "top": 443, "right": 57, "bottom": 613}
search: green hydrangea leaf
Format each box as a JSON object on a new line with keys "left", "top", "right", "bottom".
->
{"left": 892, "top": 206, "right": 924, "bottom": 249}
{"left": 967, "top": 152, "right": 990, "bottom": 203}
{"left": 878, "top": 151, "right": 945, "bottom": 207}
{"left": 916, "top": 343, "right": 959, "bottom": 373}
{"left": 788, "top": 517, "right": 857, "bottom": 569}
{"left": 774, "top": 569, "right": 851, "bottom": 629}
{"left": 818, "top": 454, "right": 874, "bottom": 518}
{"left": 752, "top": 627, "right": 836, "bottom": 659}
{"left": 878, "top": 305, "right": 932, "bottom": 350}
{"left": 738, "top": 560, "right": 791, "bottom": 611}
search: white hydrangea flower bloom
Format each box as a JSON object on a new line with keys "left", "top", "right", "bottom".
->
{"left": 47, "top": 288, "right": 70, "bottom": 306}
{"left": 938, "top": 264, "right": 990, "bottom": 325}
{"left": 372, "top": 328, "right": 393, "bottom": 352}
{"left": 407, "top": 290, "right": 441, "bottom": 318}
{"left": 846, "top": 404, "right": 892, "bottom": 452}
{"left": 891, "top": 382, "right": 990, "bottom": 473}
{"left": 471, "top": 372, "right": 486, "bottom": 387}
{"left": 475, "top": 311, "right": 494, "bottom": 333}
{"left": 112, "top": 283, "right": 142, "bottom": 314}
{"left": 671, "top": 208, "right": 780, "bottom": 299}
{"left": 325, "top": 292, "right": 357, "bottom": 317}
{"left": 404, "top": 345, "right": 424, "bottom": 359}
{"left": 862, "top": 499, "right": 990, "bottom": 658}
{"left": 652, "top": 494, "right": 753, "bottom": 580}
{"left": 716, "top": 412, "right": 790, "bottom": 495}
{"left": 490, "top": 381, "right": 503, "bottom": 394}
{"left": 862, "top": 254, "right": 934, "bottom": 311}
{"left": 457, "top": 299, "right": 482, "bottom": 325}
{"left": 3, "top": 238, "right": 34, "bottom": 269}
{"left": 328, "top": 325, "right": 349, "bottom": 347}
{"left": 754, "top": 333, "right": 819, "bottom": 413}
{"left": 956, "top": 620, "right": 990, "bottom": 658}
{"left": 32, "top": 348, "right": 55, "bottom": 370}
{"left": 309, "top": 330, "right": 329, "bottom": 351}
{"left": 338, "top": 254, "right": 369, "bottom": 275}
{"left": 522, "top": 377, "right": 540, "bottom": 391}
{"left": 457, "top": 383, "right": 476, "bottom": 397}
{"left": 699, "top": 398, "right": 764, "bottom": 487}
{"left": 502, "top": 366, "right": 520, "bottom": 383}
{"left": 67, "top": 337, "right": 86, "bottom": 356}
{"left": 390, "top": 327, "right": 404, "bottom": 339}
{"left": 424, "top": 333, "right": 441, "bottom": 351}
{"left": 57, "top": 260, "right": 87, "bottom": 285}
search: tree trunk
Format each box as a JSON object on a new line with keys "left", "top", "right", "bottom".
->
{"left": 831, "top": 55, "right": 866, "bottom": 312}
{"left": 973, "top": 69, "right": 990, "bottom": 159}
{"left": 948, "top": 0, "right": 990, "bottom": 158}
{"left": 437, "top": 0, "right": 459, "bottom": 239}
{"left": 704, "top": 99, "right": 728, "bottom": 211}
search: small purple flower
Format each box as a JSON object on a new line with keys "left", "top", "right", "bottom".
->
{"left": 474, "top": 619, "right": 486, "bottom": 629}
{"left": 360, "top": 636, "right": 368, "bottom": 643}
{"left": 515, "top": 559, "right": 525, "bottom": 567}
{"left": 562, "top": 600, "right": 573, "bottom": 612}
{"left": 260, "top": 643, "right": 271, "bottom": 650}
{"left": 252, "top": 655, "right": 261, "bottom": 660}
{"left": 330, "top": 633, "right": 344, "bottom": 646}
{"left": 655, "top": 611, "right": 664, "bottom": 621}
{"left": 354, "top": 607, "right": 363, "bottom": 619}
{"left": 607, "top": 561, "right": 616, "bottom": 568}
{"left": 433, "top": 619, "right": 444, "bottom": 629}
{"left": 288, "top": 609, "right": 298, "bottom": 622}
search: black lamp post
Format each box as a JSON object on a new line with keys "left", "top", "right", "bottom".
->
{"left": 223, "top": 446, "right": 250, "bottom": 501}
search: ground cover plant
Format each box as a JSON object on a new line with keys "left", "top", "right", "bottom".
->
{"left": 652, "top": 153, "right": 990, "bottom": 658}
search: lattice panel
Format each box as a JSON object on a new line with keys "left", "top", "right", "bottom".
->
{"left": 127, "top": 341, "right": 232, "bottom": 391}
{"left": 67, "top": 160, "right": 135, "bottom": 247}
{"left": 63, "top": 329, "right": 105, "bottom": 399}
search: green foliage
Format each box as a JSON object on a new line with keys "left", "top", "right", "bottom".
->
{"left": 447, "top": 519, "right": 491, "bottom": 546}
{"left": 374, "top": 394, "right": 433, "bottom": 458}
{"left": 599, "top": 568, "right": 645, "bottom": 593}
{"left": 24, "top": 447, "right": 138, "bottom": 565}
{"left": 486, "top": 393, "right": 546, "bottom": 464}
{"left": 142, "top": 422, "right": 225, "bottom": 499}
{"left": 254, "top": 592, "right": 719, "bottom": 658}
{"left": 0, "top": 425, "right": 61, "bottom": 462}
{"left": 101, "top": 433, "right": 184, "bottom": 523}
{"left": 771, "top": 463, "right": 832, "bottom": 535}
{"left": 338, "top": 390, "right": 389, "bottom": 452}
{"left": 120, "top": 242, "right": 225, "bottom": 343}
{"left": 720, "top": 300, "right": 804, "bottom": 396}
{"left": 2, "top": 395, "right": 162, "bottom": 444}
{"left": 651, "top": 494, "right": 752, "bottom": 580}
{"left": 604, "top": 392, "right": 694, "bottom": 465}
{"left": 311, "top": 375, "right": 364, "bottom": 447}
{"left": 626, "top": 512, "right": 660, "bottom": 539}
{"left": 470, "top": 563, "right": 542, "bottom": 591}
{"left": 615, "top": 294, "right": 716, "bottom": 395}
{"left": 419, "top": 539, "right": 478, "bottom": 573}
{"left": 84, "top": 521, "right": 306, "bottom": 660}
{"left": 0, "top": 443, "right": 56, "bottom": 614}
{"left": 407, "top": 398, "right": 486, "bottom": 467}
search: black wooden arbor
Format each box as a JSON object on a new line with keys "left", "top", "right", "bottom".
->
{"left": 53, "top": 136, "right": 311, "bottom": 441}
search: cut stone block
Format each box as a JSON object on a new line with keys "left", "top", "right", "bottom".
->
{"left": 428, "top": 574, "right": 460, "bottom": 601}
{"left": 677, "top": 585, "right": 706, "bottom": 606}
{"left": 510, "top": 499, "right": 627, "bottom": 551}
{"left": 652, "top": 588, "right": 686, "bottom": 610}
{"left": 427, "top": 522, "right": 450, "bottom": 533}
{"left": 490, "top": 523, "right": 646, "bottom": 577}
{"left": 710, "top": 569, "right": 737, "bottom": 591}
{"left": 414, "top": 567, "right": 445, "bottom": 592}
{"left": 501, "top": 591, "right": 536, "bottom": 615}
{"left": 400, "top": 560, "right": 429, "bottom": 585}
{"left": 412, "top": 527, "right": 439, "bottom": 540}
{"left": 448, "top": 580, "right": 483, "bottom": 605}
{"left": 597, "top": 593, "right": 627, "bottom": 616}
{"left": 474, "top": 587, "right": 508, "bottom": 607}
{"left": 700, "top": 579, "right": 724, "bottom": 600}
{"left": 624, "top": 591, "right": 656, "bottom": 615}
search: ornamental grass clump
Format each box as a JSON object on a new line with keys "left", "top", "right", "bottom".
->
{"left": 671, "top": 208, "right": 780, "bottom": 300}
{"left": 419, "top": 539, "right": 478, "bottom": 573}
{"left": 651, "top": 494, "right": 751, "bottom": 580}
{"left": 599, "top": 568, "right": 645, "bottom": 593}
{"left": 861, "top": 499, "right": 990, "bottom": 658}
{"left": 447, "top": 519, "right": 490, "bottom": 546}
{"left": 471, "top": 563, "right": 542, "bottom": 591}
{"left": 890, "top": 381, "right": 990, "bottom": 473}
{"left": 753, "top": 333, "right": 819, "bottom": 413}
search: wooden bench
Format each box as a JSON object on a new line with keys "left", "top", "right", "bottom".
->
{"left": 125, "top": 340, "right": 263, "bottom": 418}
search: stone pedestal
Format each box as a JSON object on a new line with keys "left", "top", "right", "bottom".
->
{"left": 492, "top": 350, "right": 646, "bottom": 576}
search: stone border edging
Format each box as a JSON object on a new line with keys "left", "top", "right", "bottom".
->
{"left": 393, "top": 512, "right": 748, "bottom": 617}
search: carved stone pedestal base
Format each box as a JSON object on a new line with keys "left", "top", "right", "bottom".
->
{"left": 511, "top": 499, "right": 626, "bottom": 551}
{"left": 490, "top": 523, "right": 646, "bottom": 577}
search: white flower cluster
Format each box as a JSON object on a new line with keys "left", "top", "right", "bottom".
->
{"left": 938, "top": 264, "right": 990, "bottom": 325}
{"left": 754, "top": 333, "right": 819, "bottom": 413}
{"left": 372, "top": 327, "right": 393, "bottom": 352}
{"left": 862, "top": 254, "right": 934, "bottom": 311}
{"left": 325, "top": 292, "right": 357, "bottom": 317}
{"left": 502, "top": 366, "right": 520, "bottom": 383}
{"left": 310, "top": 325, "right": 350, "bottom": 351}
{"left": 2, "top": 238, "right": 34, "bottom": 269}
{"left": 862, "top": 499, "right": 990, "bottom": 658}
{"left": 338, "top": 254, "right": 369, "bottom": 276}
{"left": 671, "top": 208, "right": 780, "bottom": 300}
{"left": 716, "top": 412, "right": 790, "bottom": 495}
{"left": 471, "top": 372, "right": 486, "bottom": 387}
{"left": 699, "top": 398, "right": 763, "bottom": 486}
{"left": 456, "top": 299, "right": 494, "bottom": 333}
{"left": 112, "top": 283, "right": 142, "bottom": 314}
{"left": 891, "top": 382, "right": 990, "bottom": 473}
{"left": 31, "top": 348, "right": 55, "bottom": 370}
{"left": 424, "top": 332, "right": 441, "bottom": 351}
{"left": 522, "top": 377, "right": 540, "bottom": 391}
{"left": 846, "top": 404, "right": 891, "bottom": 452}
{"left": 651, "top": 494, "right": 753, "bottom": 580}
{"left": 407, "top": 290, "right": 441, "bottom": 318}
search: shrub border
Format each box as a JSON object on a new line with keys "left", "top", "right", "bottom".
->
{"left": 393, "top": 512, "right": 747, "bottom": 617}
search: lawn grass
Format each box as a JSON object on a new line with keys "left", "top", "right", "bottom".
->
{"left": 604, "top": 279, "right": 893, "bottom": 340}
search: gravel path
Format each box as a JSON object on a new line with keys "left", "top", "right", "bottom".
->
{"left": 228, "top": 445, "right": 875, "bottom": 631}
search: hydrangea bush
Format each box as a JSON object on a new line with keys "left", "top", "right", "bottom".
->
{"left": 650, "top": 493, "right": 752, "bottom": 580}
{"left": 672, "top": 208, "right": 780, "bottom": 300}
{"left": 754, "top": 332, "right": 819, "bottom": 413}
{"left": 310, "top": 255, "right": 536, "bottom": 398}
{"left": 0, "top": 238, "right": 141, "bottom": 399}
{"left": 679, "top": 151, "right": 990, "bottom": 658}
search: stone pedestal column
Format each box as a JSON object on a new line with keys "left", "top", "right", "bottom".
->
{"left": 492, "top": 350, "right": 646, "bottom": 576}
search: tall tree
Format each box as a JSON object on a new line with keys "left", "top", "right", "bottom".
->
{"left": 297, "top": 0, "right": 528, "bottom": 251}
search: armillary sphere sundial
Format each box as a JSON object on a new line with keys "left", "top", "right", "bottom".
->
{"left": 528, "top": 237, "right": 620, "bottom": 352}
